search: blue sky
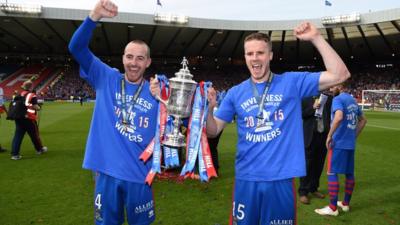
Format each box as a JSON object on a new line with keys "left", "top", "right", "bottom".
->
{"left": 6, "top": 0, "right": 400, "bottom": 20}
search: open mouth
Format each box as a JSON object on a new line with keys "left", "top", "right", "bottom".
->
{"left": 252, "top": 64, "right": 262, "bottom": 72}
{"left": 128, "top": 67, "right": 140, "bottom": 72}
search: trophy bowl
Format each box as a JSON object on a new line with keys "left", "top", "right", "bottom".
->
{"left": 159, "top": 57, "right": 197, "bottom": 147}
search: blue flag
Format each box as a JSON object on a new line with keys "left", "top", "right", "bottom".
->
{"left": 157, "top": 0, "right": 162, "bottom": 6}
{"left": 325, "top": 0, "right": 332, "bottom": 6}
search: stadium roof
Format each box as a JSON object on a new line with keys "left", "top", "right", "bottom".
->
{"left": 0, "top": 6, "right": 399, "bottom": 65}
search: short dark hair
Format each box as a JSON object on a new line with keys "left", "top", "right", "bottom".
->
{"left": 244, "top": 32, "right": 272, "bottom": 50}
{"left": 125, "top": 39, "right": 151, "bottom": 58}
{"left": 339, "top": 79, "right": 351, "bottom": 90}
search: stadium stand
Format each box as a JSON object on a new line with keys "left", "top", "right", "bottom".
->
{"left": 0, "top": 65, "right": 59, "bottom": 99}
{"left": 42, "top": 66, "right": 95, "bottom": 101}
{"left": 0, "top": 5, "right": 398, "bottom": 102}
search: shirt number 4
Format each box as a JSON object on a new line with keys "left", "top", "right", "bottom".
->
{"left": 95, "top": 194, "right": 102, "bottom": 210}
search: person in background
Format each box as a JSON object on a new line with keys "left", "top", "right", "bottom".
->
{"left": 0, "top": 86, "right": 7, "bottom": 152}
{"left": 315, "top": 82, "right": 367, "bottom": 216}
{"left": 12, "top": 90, "right": 18, "bottom": 100}
{"left": 207, "top": 130, "right": 222, "bottom": 176}
{"left": 79, "top": 93, "right": 84, "bottom": 106}
{"left": 298, "top": 93, "right": 332, "bottom": 204}
{"left": 11, "top": 80, "right": 47, "bottom": 160}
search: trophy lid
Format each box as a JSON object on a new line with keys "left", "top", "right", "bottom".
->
{"left": 173, "top": 57, "right": 196, "bottom": 84}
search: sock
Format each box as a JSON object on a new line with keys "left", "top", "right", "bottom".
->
{"left": 344, "top": 174, "right": 355, "bottom": 205}
{"left": 328, "top": 174, "right": 339, "bottom": 211}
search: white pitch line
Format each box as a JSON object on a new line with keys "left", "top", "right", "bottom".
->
{"left": 367, "top": 124, "right": 400, "bottom": 131}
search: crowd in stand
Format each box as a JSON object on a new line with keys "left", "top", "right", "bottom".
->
{"left": 43, "top": 67, "right": 95, "bottom": 101}
{"left": 14, "top": 64, "right": 396, "bottom": 103}
{"left": 349, "top": 67, "right": 400, "bottom": 103}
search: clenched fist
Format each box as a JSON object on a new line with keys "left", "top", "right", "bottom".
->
{"left": 150, "top": 75, "right": 161, "bottom": 98}
{"left": 293, "top": 22, "right": 321, "bottom": 42}
{"left": 89, "top": 0, "right": 118, "bottom": 22}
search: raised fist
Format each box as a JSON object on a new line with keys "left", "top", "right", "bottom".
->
{"left": 293, "top": 22, "right": 320, "bottom": 42}
{"left": 89, "top": 0, "right": 118, "bottom": 22}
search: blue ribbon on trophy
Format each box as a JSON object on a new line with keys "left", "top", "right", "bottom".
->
{"left": 181, "top": 81, "right": 217, "bottom": 181}
{"left": 142, "top": 58, "right": 217, "bottom": 184}
{"left": 198, "top": 81, "right": 214, "bottom": 181}
{"left": 180, "top": 84, "right": 203, "bottom": 176}
{"left": 163, "top": 117, "right": 180, "bottom": 168}
{"left": 197, "top": 82, "right": 210, "bottom": 181}
{"left": 142, "top": 74, "right": 169, "bottom": 185}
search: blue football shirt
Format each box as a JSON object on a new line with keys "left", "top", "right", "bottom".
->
{"left": 331, "top": 92, "right": 362, "bottom": 150}
{"left": 81, "top": 57, "right": 158, "bottom": 183}
{"left": 215, "top": 72, "right": 320, "bottom": 181}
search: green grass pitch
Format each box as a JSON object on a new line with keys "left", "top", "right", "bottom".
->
{"left": 0, "top": 102, "right": 399, "bottom": 225}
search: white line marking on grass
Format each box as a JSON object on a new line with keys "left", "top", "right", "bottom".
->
{"left": 367, "top": 124, "right": 400, "bottom": 131}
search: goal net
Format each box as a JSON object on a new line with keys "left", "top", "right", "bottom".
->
{"left": 361, "top": 90, "right": 400, "bottom": 111}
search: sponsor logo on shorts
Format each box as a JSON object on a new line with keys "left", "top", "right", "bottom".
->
{"left": 135, "top": 200, "right": 154, "bottom": 214}
{"left": 270, "top": 219, "right": 293, "bottom": 225}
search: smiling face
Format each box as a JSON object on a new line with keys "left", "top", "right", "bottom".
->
{"left": 244, "top": 33, "right": 273, "bottom": 83}
{"left": 122, "top": 41, "right": 151, "bottom": 83}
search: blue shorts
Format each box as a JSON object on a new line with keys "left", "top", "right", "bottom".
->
{"left": 94, "top": 172, "right": 155, "bottom": 225}
{"left": 231, "top": 178, "right": 296, "bottom": 225}
{"left": 327, "top": 148, "right": 355, "bottom": 174}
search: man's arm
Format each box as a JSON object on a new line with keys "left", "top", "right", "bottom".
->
{"left": 356, "top": 115, "right": 367, "bottom": 137}
{"left": 294, "top": 22, "right": 350, "bottom": 91}
{"left": 68, "top": 0, "right": 118, "bottom": 74}
{"left": 206, "top": 87, "right": 226, "bottom": 138}
{"left": 206, "top": 110, "right": 227, "bottom": 138}
{"left": 326, "top": 110, "right": 343, "bottom": 149}
{"left": 32, "top": 104, "right": 41, "bottom": 111}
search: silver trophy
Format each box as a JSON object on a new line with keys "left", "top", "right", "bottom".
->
{"left": 157, "top": 57, "right": 197, "bottom": 147}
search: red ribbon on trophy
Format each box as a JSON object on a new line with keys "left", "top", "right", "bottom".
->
{"left": 140, "top": 75, "right": 169, "bottom": 185}
{"left": 141, "top": 58, "right": 217, "bottom": 184}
